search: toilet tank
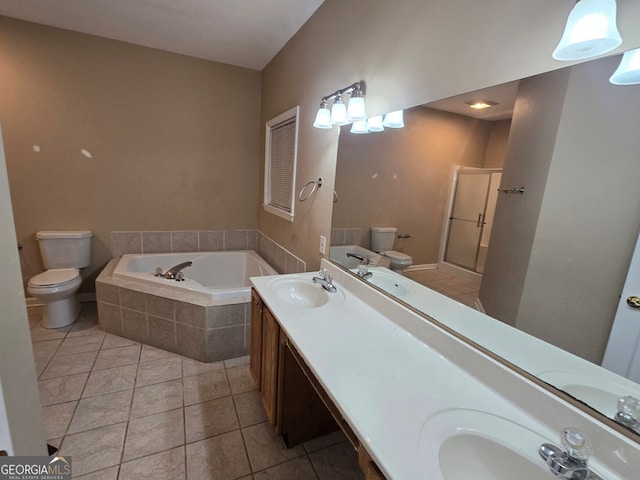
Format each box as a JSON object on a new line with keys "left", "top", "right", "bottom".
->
{"left": 36, "top": 230, "right": 93, "bottom": 269}
{"left": 370, "top": 226, "right": 397, "bottom": 253}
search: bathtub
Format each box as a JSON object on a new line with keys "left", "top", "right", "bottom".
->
{"left": 96, "top": 250, "right": 277, "bottom": 362}
{"left": 113, "top": 250, "right": 276, "bottom": 302}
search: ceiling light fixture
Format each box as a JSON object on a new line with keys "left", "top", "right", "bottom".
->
{"left": 313, "top": 81, "right": 367, "bottom": 129}
{"left": 465, "top": 100, "right": 498, "bottom": 110}
{"left": 553, "top": 0, "right": 622, "bottom": 61}
{"left": 609, "top": 48, "right": 640, "bottom": 85}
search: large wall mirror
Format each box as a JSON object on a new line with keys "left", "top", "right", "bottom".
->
{"left": 329, "top": 52, "right": 640, "bottom": 438}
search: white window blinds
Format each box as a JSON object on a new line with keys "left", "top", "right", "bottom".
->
{"left": 264, "top": 106, "right": 299, "bottom": 222}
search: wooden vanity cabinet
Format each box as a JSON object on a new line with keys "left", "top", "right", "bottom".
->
{"left": 260, "top": 307, "right": 280, "bottom": 427}
{"left": 249, "top": 289, "right": 263, "bottom": 389}
{"left": 250, "top": 288, "right": 386, "bottom": 478}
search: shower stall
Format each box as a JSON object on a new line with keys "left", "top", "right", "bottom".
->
{"left": 442, "top": 167, "right": 502, "bottom": 274}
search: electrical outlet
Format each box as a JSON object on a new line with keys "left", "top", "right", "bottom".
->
{"left": 319, "top": 235, "right": 327, "bottom": 254}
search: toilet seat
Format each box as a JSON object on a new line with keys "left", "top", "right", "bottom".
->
{"left": 29, "top": 268, "right": 80, "bottom": 288}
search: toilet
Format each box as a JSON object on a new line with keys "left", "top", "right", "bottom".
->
{"left": 370, "top": 226, "right": 413, "bottom": 274}
{"left": 27, "top": 230, "right": 93, "bottom": 329}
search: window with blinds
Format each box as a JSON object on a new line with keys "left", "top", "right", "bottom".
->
{"left": 264, "top": 106, "right": 299, "bottom": 222}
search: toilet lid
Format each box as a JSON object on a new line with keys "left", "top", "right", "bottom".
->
{"left": 384, "top": 250, "right": 412, "bottom": 262}
{"left": 30, "top": 269, "right": 79, "bottom": 287}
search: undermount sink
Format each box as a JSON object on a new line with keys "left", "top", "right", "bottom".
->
{"left": 268, "top": 276, "right": 344, "bottom": 308}
{"left": 420, "top": 409, "right": 552, "bottom": 479}
{"left": 364, "top": 268, "right": 416, "bottom": 297}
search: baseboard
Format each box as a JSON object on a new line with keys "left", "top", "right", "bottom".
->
{"left": 25, "top": 297, "right": 44, "bottom": 307}
{"left": 475, "top": 298, "right": 485, "bottom": 314}
{"left": 404, "top": 263, "right": 438, "bottom": 272}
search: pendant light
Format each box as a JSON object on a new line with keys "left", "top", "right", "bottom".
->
{"left": 347, "top": 85, "right": 367, "bottom": 121}
{"left": 330, "top": 94, "right": 349, "bottom": 126}
{"left": 553, "top": 0, "right": 622, "bottom": 61}
{"left": 610, "top": 48, "right": 640, "bottom": 85}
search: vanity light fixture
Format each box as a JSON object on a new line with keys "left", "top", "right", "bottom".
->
{"left": 465, "top": 100, "right": 497, "bottom": 110}
{"left": 350, "top": 120, "right": 370, "bottom": 134}
{"left": 313, "top": 81, "right": 367, "bottom": 129}
{"left": 330, "top": 93, "right": 349, "bottom": 126}
{"left": 553, "top": 0, "right": 622, "bottom": 61}
{"left": 609, "top": 48, "right": 640, "bottom": 85}
{"left": 382, "top": 110, "right": 405, "bottom": 128}
{"left": 313, "top": 100, "right": 332, "bottom": 129}
{"left": 367, "top": 115, "right": 385, "bottom": 132}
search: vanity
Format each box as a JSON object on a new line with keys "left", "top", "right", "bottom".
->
{"left": 250, "top": 260, "right": 640, "bottom": 479}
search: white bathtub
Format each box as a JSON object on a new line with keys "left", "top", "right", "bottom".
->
{"left": 113, "top": 250, "right": 276, "bottom": 302}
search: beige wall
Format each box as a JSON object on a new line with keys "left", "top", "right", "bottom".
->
{"left": 480, "top": 68, "right": 570, "bottom": 325}
{"left": 483, "top": 120, "right": 511, "bottom": 168}
{"left": 259, "top": 0, "right": 640, "bottom": 271}
{"left": 515, "top": 56, "right": 640, "bottom": 363}
{"left": 0, "top": 17, "right": 261, "bottom": 290}
{"left": 333, "top": 106, "right": 503, "bottom": 264}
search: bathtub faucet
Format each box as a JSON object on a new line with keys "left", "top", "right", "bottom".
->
{"left": 157, "top": 261, "right": 192, "bottom": 281}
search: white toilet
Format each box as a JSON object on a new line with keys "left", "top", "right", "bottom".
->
{"left": 370, "top": 226, "right": 413, "bottom": 275}
{"left": 27, "top": 230, "right": 93, "bottom": 329}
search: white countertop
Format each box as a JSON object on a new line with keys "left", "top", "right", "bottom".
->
{"left": 251, "top": 260, "right": 640, "bottom": 479}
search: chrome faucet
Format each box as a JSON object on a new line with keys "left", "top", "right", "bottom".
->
{"left": 539, "top": 428, "right": 603, "bottom": 480}
{"left": 155, "top": 261, "right": 192, "bottom": 281}
{"left": 614, "top": 396, "right": 640, "bottom": 434}
{"left": 313, "top": 268, "right": 337, "bottom": 293}
{"left": 346, "top": 252, "right": 368, "bottom": 263}
{"left": 346, "top": 252, "right": 373, "bottom": 279}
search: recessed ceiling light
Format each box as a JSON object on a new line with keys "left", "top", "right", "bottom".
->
{"left": 465, "top": 100, "right": 498, "bottom": 110}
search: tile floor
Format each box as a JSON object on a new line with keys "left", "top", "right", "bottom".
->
{"left": 28, "top": 303, "right": 364, "bottom": 479}
{"left": 404, "top": 268, "right": 480, "bottom": 309}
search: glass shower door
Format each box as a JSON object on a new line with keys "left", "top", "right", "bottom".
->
{"left": 444, "top": 172, "right": 491, "bottom": 270}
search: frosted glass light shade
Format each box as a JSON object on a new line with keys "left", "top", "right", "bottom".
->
{"left": 367, "top": 116, "right": 384, "bottom": 132}
{"left": 331, "top": 99, "right": 349, "bottom": 126}
{"left": 610, "top": 48, "right": 640, "bottom": 85}
{"left": 313, "top": 106, "right": 332, "bottom": 129}
{"left": 553, "top": 0, "right": 622, "bottom": 61}
{"left": 347, "top": 96, "right": 367, "bottom": 121}
{"left": 350, "top": 120, "right": 369, "bottom": 134}
{"left": 382, "top": 110, "right": 404, "bottom": 128}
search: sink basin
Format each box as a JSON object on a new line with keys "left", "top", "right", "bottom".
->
{"left": 268, "top": 277, "right": 344, "bottom": 308}
{"left": 536, "top": 369, "right": 640, "bottom": 418}
{"left": 420, "top": 409, "right": 552, "bottom": 479}
{"left": 364, "top": 268, "right": 416, "bottom": 297}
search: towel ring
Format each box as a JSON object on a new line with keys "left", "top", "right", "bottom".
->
{"left": 298, "top": 178, "right": 323, "bottom": 202}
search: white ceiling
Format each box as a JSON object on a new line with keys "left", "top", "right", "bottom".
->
{"left": 0, "top": 0, "right": 325, "bottom": 70}
{"left": 427, "top": 81, "right": 520, "bottom": 121}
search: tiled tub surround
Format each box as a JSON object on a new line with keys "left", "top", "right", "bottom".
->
{"left": 110, "top": 229, "right": 306, "bottom": 275}
{"left": 96, "top": 251, "right": 272, "bottom": 362}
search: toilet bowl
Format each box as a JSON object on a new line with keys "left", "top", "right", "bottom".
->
{"left": 28, "top": 269, "right": 82, "bottom": 328}
{"left": 383, "top": 250, "right": 413, "bottom": 274}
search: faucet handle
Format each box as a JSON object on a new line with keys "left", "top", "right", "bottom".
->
{"left": 616, "top": 396, "right": 640, "bottom": 429}
{"left": 318, "top": 268, "right": 332, "bottom": 282}
{"left": 560, "top": 428, "right": 591, "bottom": 462}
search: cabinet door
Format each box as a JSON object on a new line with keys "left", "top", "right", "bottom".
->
{"left": 261, "top": 308, "right": 280, "bottom": 427}
{"left": 249, "top": 289, "right": 263, "bottom": 389}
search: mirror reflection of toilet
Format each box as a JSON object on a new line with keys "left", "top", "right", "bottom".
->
{"left": 27, "top": 230, "right": 93, "bottom": 329}
{"left": 370, "top": 226, "right": 413, "bottom": 274}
